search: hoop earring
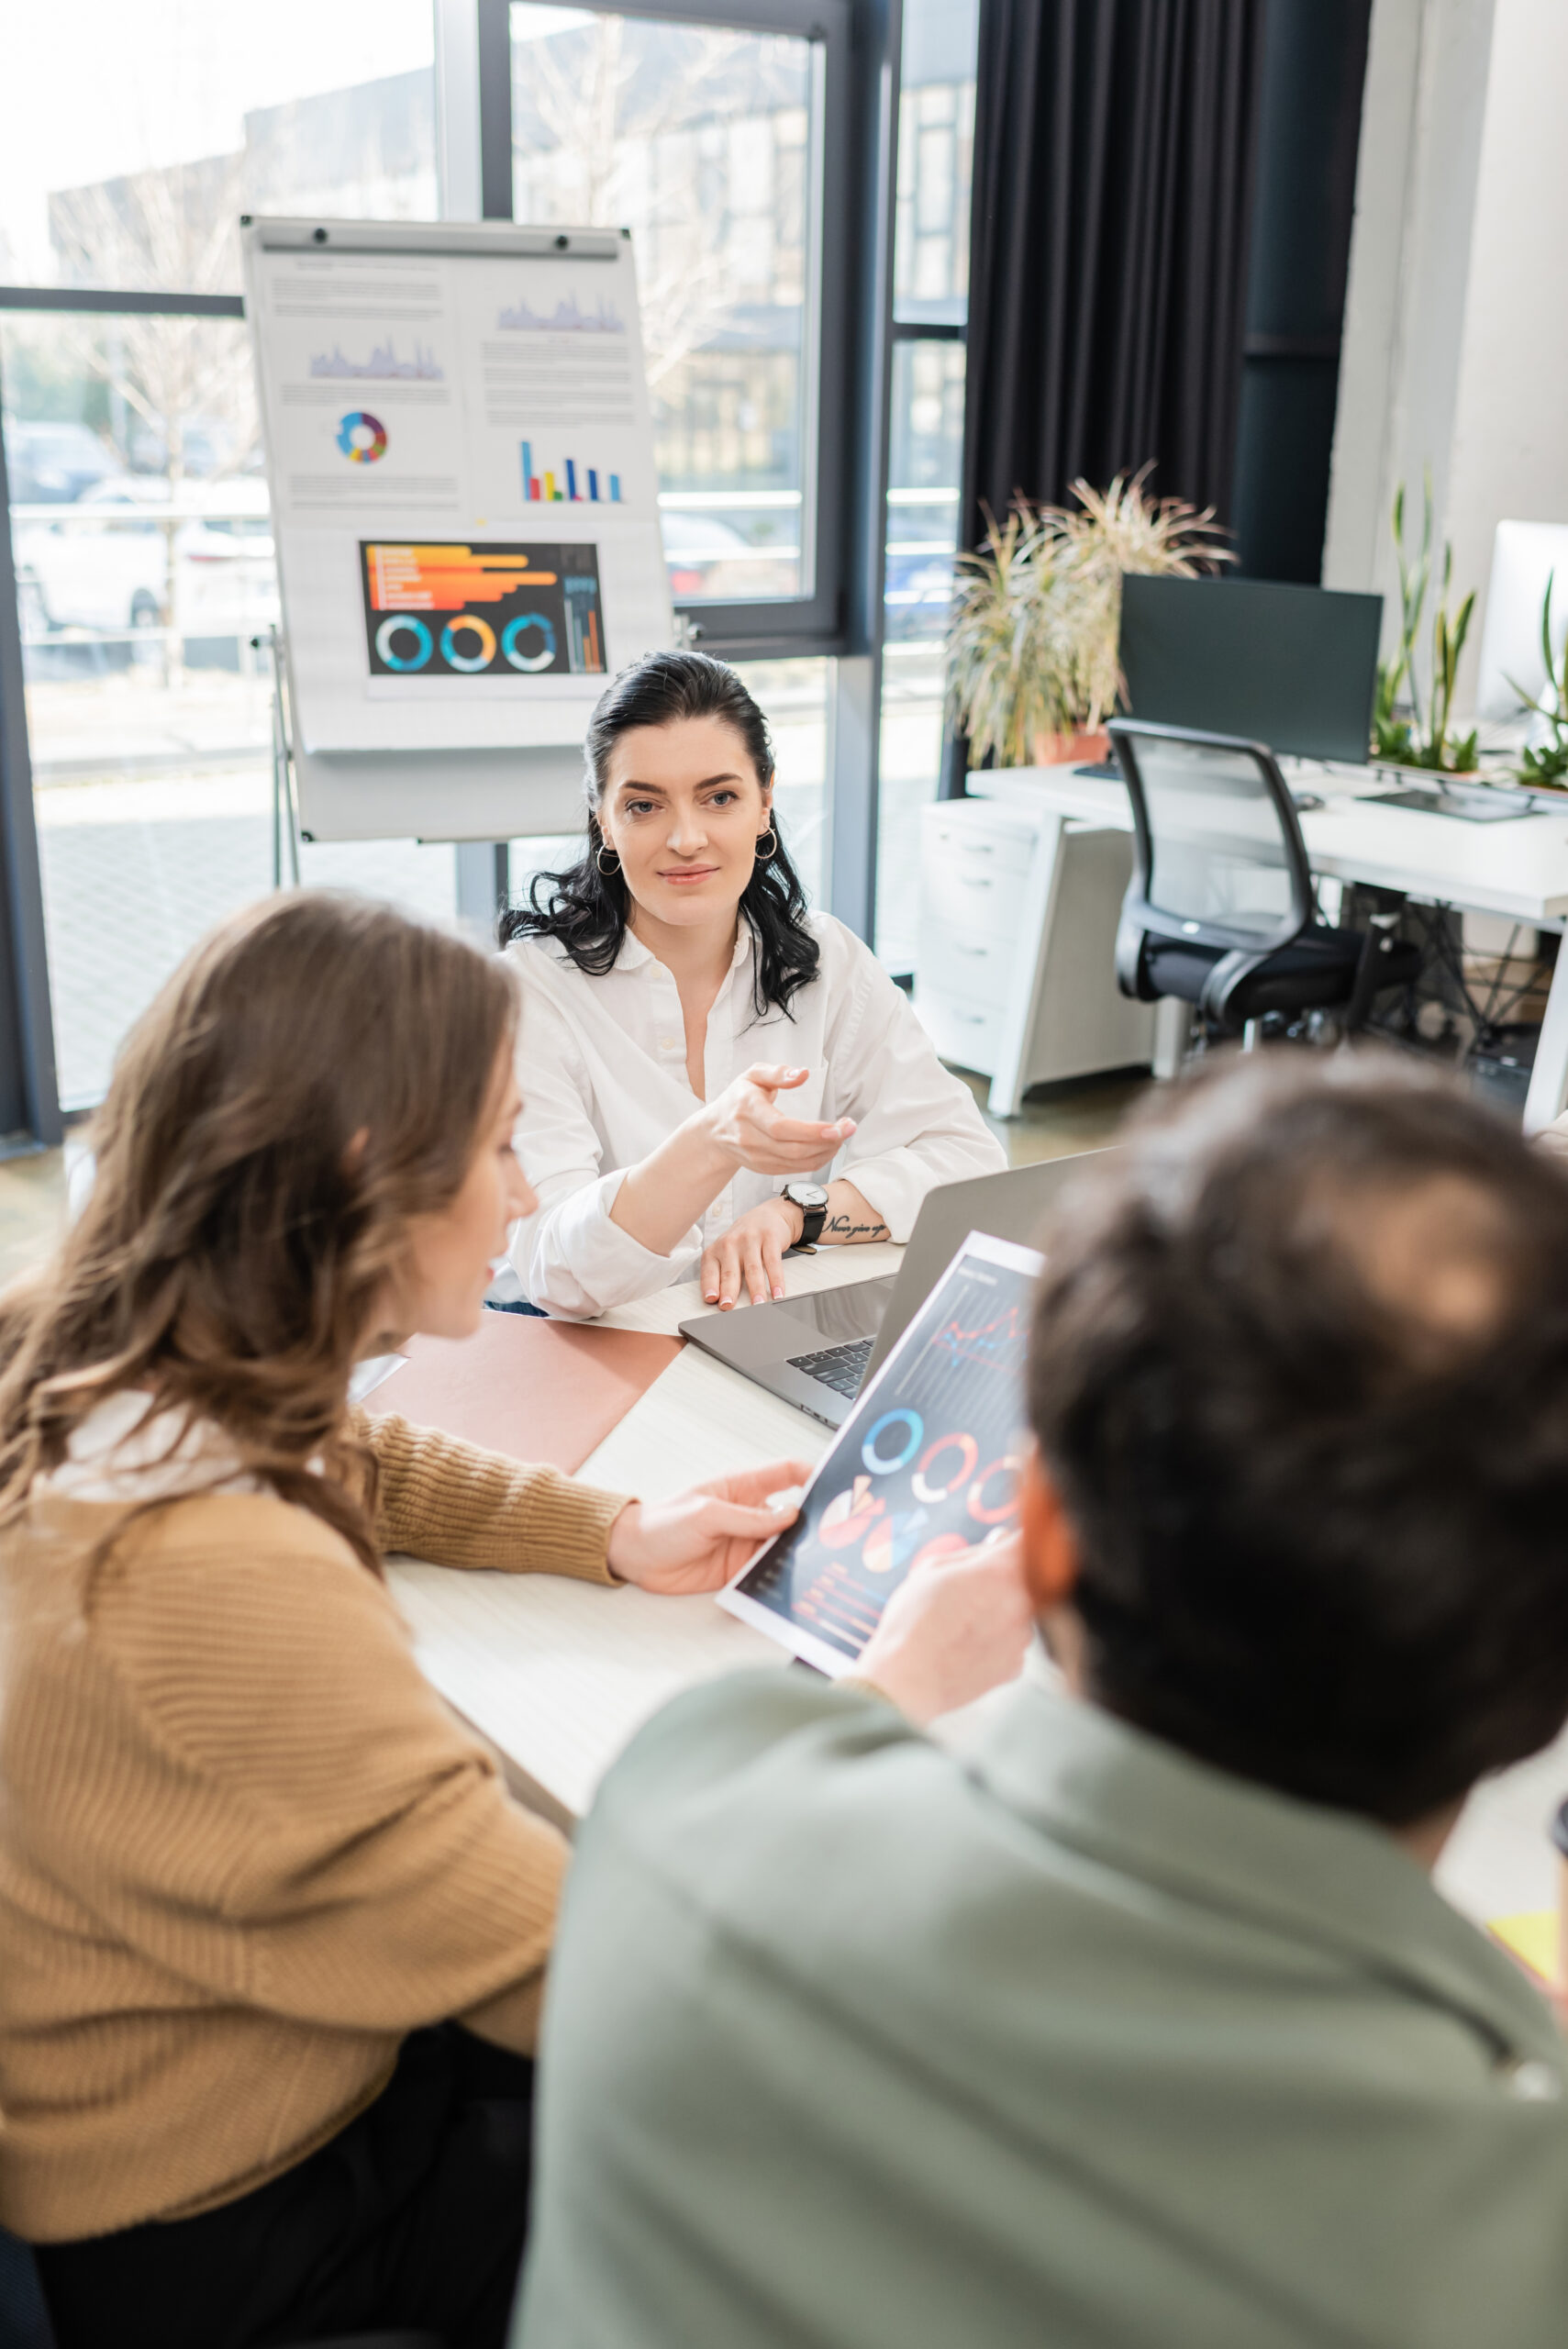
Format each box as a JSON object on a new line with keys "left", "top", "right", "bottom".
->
{"left": 754, "top": 828, "right": 778, "bottom": 861}
{"left": 595, "top": 845, "right": 622, "bottom": 877}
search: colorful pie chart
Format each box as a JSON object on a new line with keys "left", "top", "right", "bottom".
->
{"left": 337, "top": 410, "right": 387, "bottom": 463}
{"left": 818, "top": 1479, "right": 885, "bottom": 1550}
{"left": 862, "top": 1508, "right": 931, "bottom": 1577}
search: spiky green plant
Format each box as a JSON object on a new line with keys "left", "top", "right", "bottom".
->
{"left": 1372, "top": 476, "right": 1478, "bottom": 772}
{"left": 1508, "top": 573, "right": 1568, "bottom": 791}
{"left": 944, "top": 470, "right": 1231, "bottom": 767}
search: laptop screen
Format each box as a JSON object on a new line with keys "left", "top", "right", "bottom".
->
{"left": 718, "top": 1231, "right": 1040, "bottom": 1676}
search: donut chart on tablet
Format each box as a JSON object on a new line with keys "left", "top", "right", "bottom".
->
{"left": 968, "top": 1455, "right": 1021, "bottom": 1525}
{"left": 722, "top": 1239, "right": 1041, "bottom": 1667}
{"left": 911, "top": 1432, "right": 978, "bottom": 1505}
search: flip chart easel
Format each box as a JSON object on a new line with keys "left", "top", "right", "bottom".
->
{"left": 242, "top": 216, "right": 673, "bottom": 844}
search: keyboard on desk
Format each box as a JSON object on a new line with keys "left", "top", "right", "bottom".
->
{"left": 786, "top": 1336, "right": 876, "bottom": 1400}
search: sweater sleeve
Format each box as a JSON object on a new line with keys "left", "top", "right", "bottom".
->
{"left": 358, "top": 1408, "right": 628, "bottom": 1584}
{"left": 83, "top": 1501, "right": 577, "bottom": 2053}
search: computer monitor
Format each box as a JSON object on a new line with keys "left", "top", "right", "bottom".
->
{"left": 1473, "top": 520, "right": 1568, "bottom": 729}
{"left": 1118, "top": 575, "right": 1384, "bottom": 764}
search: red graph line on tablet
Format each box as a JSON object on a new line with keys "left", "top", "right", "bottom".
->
{"left": 931, "top": 1301, "right": 1029, "bottom": 1370}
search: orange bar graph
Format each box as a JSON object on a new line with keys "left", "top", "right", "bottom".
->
{"left": 367, "top": 545, "right": 559, "bottom": 612}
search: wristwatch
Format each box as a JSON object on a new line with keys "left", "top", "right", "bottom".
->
{"left": 782, "top": 1181, "right": 829, "bottom": 1248}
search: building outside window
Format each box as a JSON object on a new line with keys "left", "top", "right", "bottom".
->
{"left": 506, "top": 4, "right": 829, "bottom": 900}
{"left": 0, "top": 2, "right": 455, "bottom": 1108}
{"left": 876, "top": 0, "right": 979, "bottom": 975}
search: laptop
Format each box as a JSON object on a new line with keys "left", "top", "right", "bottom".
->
{"left": 678, "top": 1152, "right": 1107, "bottom": 1429}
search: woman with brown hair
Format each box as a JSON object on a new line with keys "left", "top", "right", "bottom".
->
{"left": 0, "top": 892, "right": 812, "bottom": 2349}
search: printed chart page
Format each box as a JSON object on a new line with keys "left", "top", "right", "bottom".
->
{"left": 244, "top": 224, "right": 673, "bottom": 755}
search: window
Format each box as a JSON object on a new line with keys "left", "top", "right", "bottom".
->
{"left": 0, "top": 3, "right": 455, "bottom": 1109}
{"left": 875, "top": 0, "right": 978, "bottom": 974}
{"left": 502, "top": 0, "right": 844, "bottom": 904}
{"left": 0, "top": 0, "right": 885, "bottom": 1130}
{"left": 506, "top": 0, "right": 846, "bottom": 650}
{"left": 0, "top": 4, "right": 439, "bottom": 290}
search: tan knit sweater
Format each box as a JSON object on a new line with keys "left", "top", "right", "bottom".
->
{"left": 0, "top": 1406, "right": 628, "bottom": 2243}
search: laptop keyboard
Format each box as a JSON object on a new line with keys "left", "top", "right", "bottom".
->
{"left": 786, "top": 1336, "right": 876, "bottom": 1399}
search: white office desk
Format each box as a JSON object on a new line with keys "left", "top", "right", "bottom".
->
{"left": 971, "top": 765, "right": 1568, "bottom": 1131}
{"left": 386, "top": 1245, "right": 892, "bottom": 1826}
{"left": 387, "top": 1227, "right": 1564, "bottom": 1936}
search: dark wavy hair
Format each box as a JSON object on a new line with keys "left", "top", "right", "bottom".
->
{"left": 497, "top": 649, "right": 820, "bottom": 1017}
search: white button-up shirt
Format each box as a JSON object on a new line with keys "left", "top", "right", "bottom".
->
{"left": 506, "top": 912, "right": 1005, "bottom": 1318}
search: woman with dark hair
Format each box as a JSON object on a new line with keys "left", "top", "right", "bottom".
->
{"left": 0, "top": 892, "right": 812, "bottom": 2349}
{"left": 500, "top": 651, "right": 1002, "bottom": 1318}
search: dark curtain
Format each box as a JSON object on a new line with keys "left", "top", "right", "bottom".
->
{"left": 960, "top": 0, "right": 1267, "bottom": 542}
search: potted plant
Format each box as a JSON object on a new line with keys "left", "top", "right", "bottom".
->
{"left": 943, "top": 469, "right": 1231, "bottom": 771}
{"left": 1371, "top": 477, "right": 1479, "bottom": 774}
{"left": 1507, "top": 573, "right": 1568, "bottom": 792}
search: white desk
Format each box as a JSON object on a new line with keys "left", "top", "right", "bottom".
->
{"left": 386, "top": 1230, "right": 1565, "bottom": 1935}
{"left": 386, "top": 1245, "right": 893, "bottom": 1827}
{"left": 971, "top": 764, "right": 1568, "bottom": 1132}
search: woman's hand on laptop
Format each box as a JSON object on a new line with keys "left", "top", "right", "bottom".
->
{"left": 606, "top": 1461, "right": 814, "bottom": 1593}
{"left": 701, "top": 1180, "right": 894, "bottom": 1308}
{"left": 857, "top": 1533, "right": 1035, "bottom": 1726}
{"left": 701, "top": 1196, "right": 803, "bottom": 1307}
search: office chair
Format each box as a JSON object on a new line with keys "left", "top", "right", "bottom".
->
{"left": 1108, "top": 720, "right": 1421, "bottom": 1039}
{"left": 0, "top": 2225, "right": 53, "bottom": 2349}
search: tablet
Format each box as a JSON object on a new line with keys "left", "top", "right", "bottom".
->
{"left": 718, "top": 1231, "right": 1042, "bottom": 1675}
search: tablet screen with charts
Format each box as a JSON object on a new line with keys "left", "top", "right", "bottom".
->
{"left": 718, "top": 1232, "right": 1041, "bottom": 1675}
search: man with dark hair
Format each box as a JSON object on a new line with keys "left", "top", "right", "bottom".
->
{"left": 514, "top": 1057, "right": 1568, "bottom": 2349}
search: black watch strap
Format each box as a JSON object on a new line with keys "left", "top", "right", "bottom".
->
{"left": 787, "top": 1188, "right": 828, "bottom": 1247}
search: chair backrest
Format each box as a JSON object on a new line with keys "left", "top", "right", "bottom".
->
{"left": 1107, "top": 719, "right": 1315, "bottom": 955}
{"left": 0, "top": 2225, "right": 55, "bottom": 2349}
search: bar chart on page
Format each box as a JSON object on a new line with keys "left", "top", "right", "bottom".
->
{"left": 520, "top": 441, "right": 625, "bottom": 506}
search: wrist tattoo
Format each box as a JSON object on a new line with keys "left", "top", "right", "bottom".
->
{"left": 824, "top": 1211, "right": 890, "bottom": 1240}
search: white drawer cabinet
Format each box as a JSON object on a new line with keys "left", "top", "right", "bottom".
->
{"left": 919, "top": 813, "right": 1035, "bottom": 938}
{"left": 918, "top": 919, "right": 1016, "bottom": 1008}
{"left": 912, "top": 987, "right": 1007, "bottom": 1073}
{"left": 913, "top": 795, "right": 1158, "bottom": 1116}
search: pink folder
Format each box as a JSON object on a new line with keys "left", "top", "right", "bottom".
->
{"left": 363, "top": 1314, "right": 682, "bottom": 1475}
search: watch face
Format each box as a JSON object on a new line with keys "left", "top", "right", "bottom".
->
{"left": 790, "top": 1184, "right": 829, "bottom": 1209}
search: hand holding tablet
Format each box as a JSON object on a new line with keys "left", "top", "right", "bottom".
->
{"left": 718, "top": 1233, "right": 1042, "bottom": 1706}
{"left": 854, "top": 1530, "right": 1035, "bottom": 1724}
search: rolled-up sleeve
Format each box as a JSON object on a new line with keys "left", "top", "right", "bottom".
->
{"left": 510, "top": 974, "right": 695, "bottom": 1318}
{"left": 824, "top": 937, "right": 1005, "bottom": 1241}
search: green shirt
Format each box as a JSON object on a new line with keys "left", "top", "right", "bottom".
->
{"left": 515, "top": 1673, "right": 1568, "bottom": 2349}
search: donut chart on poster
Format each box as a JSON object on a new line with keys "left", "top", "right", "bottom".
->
{"left": 439, "top": 615, "right": 497, "bottom": 672}
{"left": 373, "top": 615, "right": 432, "bottom": 670}
{"left": 336, "top": 410, "right": 387, "bottom": 463}
{"left": 501, "top": 612, "right": 558, "bottom": 672}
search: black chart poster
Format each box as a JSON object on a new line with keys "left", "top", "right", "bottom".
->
{"left": 360, "top": 540, "right": 606, "bottom": 678}
{"left": 723, "top": 1241, "right": 1037, "bottom": 1668}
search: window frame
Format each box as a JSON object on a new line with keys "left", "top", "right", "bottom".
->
{"left": 479, "top": 0, "right": 857, "bottom": 660}
{"left": 0, "top": 0, "right": 906, "bottom": 1143}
